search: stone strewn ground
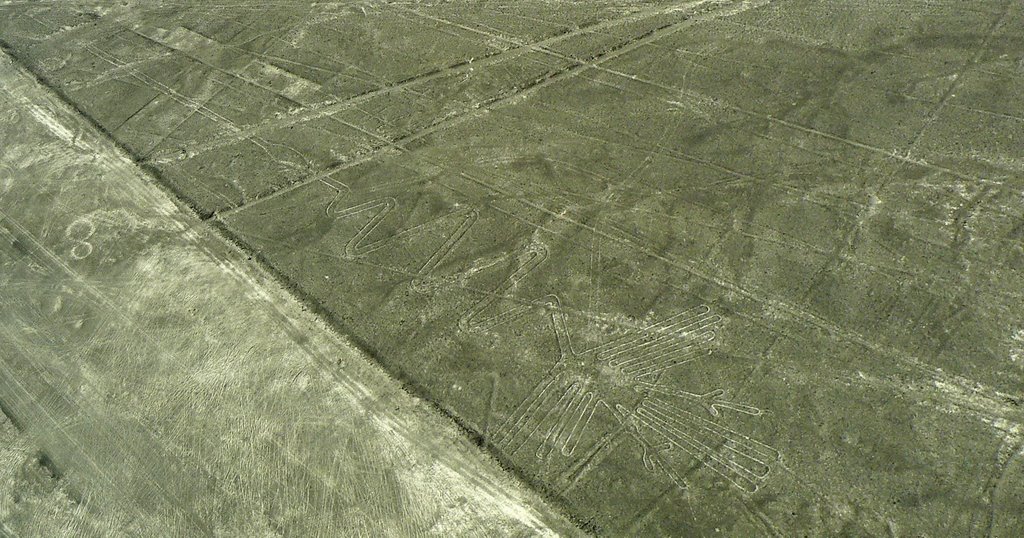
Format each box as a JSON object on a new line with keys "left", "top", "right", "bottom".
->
{"left": 1, "top": 1, "right": 1023, "bottom": 535}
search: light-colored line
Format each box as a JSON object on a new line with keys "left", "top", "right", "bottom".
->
{"left": 212, "top": 0, "right": 769, "bottom": 215}
{"left": 450, "top": 168, "right": 1022, "bottom": 425}
{"left": 598, "top": 307, "right": 716, "bottom": 358}
{"left": 494, "top": 374, "right": 560, "bottom": 447}
{"left": 601, "top": 314, "right": 720, "bottom": 365}
{"left": 560, "top": 394, "right": 598, "bottom": 457}
{"left": 635, "top": 408, "right": 763, "bottom": 491}
{"left": 508, "top": 381, "right": 582, "bottom": 455}
{"left": 148, "top": 0, "right": 735, "bottom": 165}
{"left": 624, "top": 343, "right": 708, "bottom": 378}
{"left": 644, "top": 398, "right": 779, "bottom": 464}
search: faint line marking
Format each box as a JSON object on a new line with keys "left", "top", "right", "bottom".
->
{"left": 148, "top": 0, "right": 750, "bottom": 165}
{"left": 445, "top": 166, "right": 1024, "bottom": 425}
{"left": 483, "top": 295, "right": 780, "bottom": 493}
{"left": 902, "top": 0, "right": 1015, "bottom": 159}
{"left": 63, "top": 217, "right": 95, "bottom": 260}
{"left": 330, "top": 196, "right": 480, "bottom": 289}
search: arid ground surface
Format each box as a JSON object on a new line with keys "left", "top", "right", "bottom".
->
{"left": 0, "top": 50, "right": 577, "bottom": 536}
{"left": 1, "top": 0, "right": 1023, "bottom": 536}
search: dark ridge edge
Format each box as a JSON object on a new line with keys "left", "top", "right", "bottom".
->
{"left": 208, "top": 219, "right": 602, "bottom": 536}
{"left": 0, "top": 39, "right": 215, "bottom": 221}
